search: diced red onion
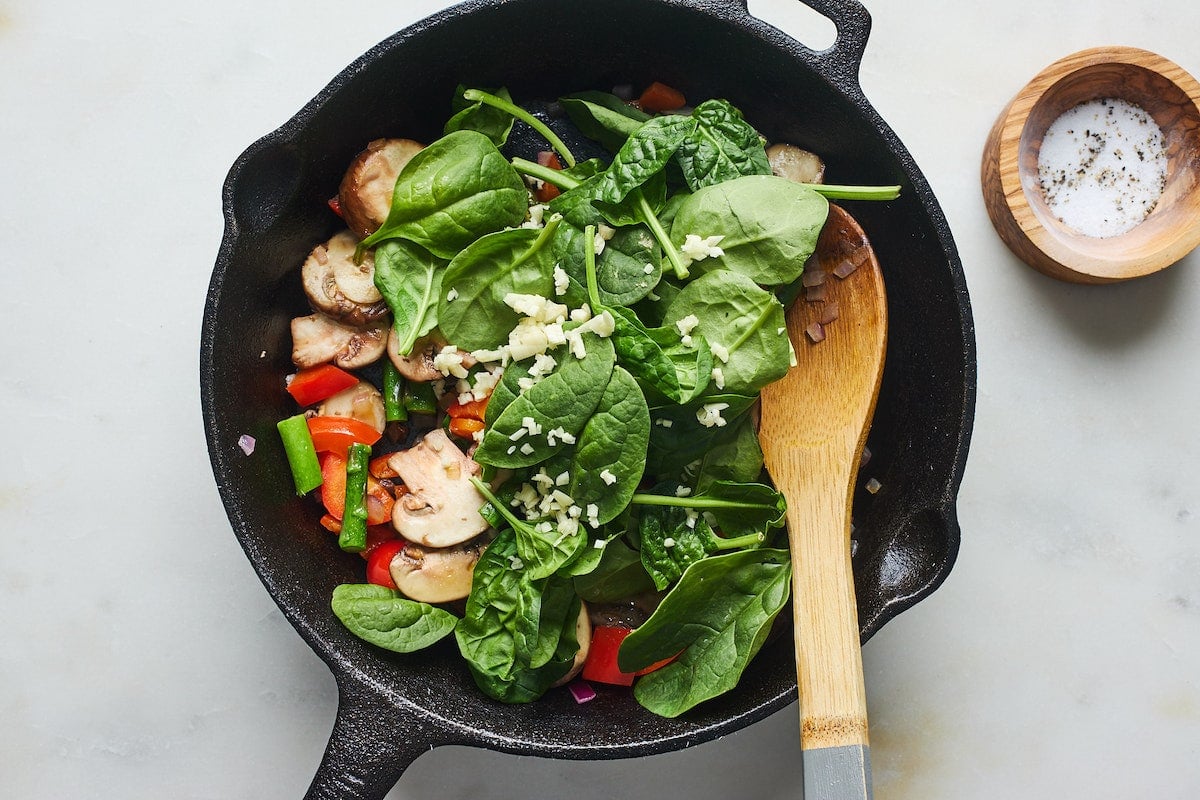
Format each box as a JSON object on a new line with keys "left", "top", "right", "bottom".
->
{"left": 859, "top": 444, "right": 872, "bottom": 469}
{"left": 805, "top": 282, "right": 828, "bottom": 302}
{"left": 805, "top": 322, "right": 825, "bottom": 343}
{"left": 832, "top": 258, "right": 859, "bottom": 279}
{"left": 818, "top": 300, "right": 840, "bottom": 325}
{"left": 238, "top": 434, "right": 256, "bottom": 455}
{"left": 851, "top": 242, "right": 871, "bottom": 266}
{"left": 801, "top": 269, "right": 827, "bottom": 288}
{"left": 865, "top": 477, "right": 882, "bottom": 494}
{"left": 568, "top": 680, "right": 597, "bottom": 704}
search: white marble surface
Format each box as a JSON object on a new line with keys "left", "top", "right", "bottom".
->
{"left": 3, "top": 1, "right": 1198, "bottom": 797}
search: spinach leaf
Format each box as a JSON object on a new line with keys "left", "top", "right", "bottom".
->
{"left": 436, "top": 216, "right": 562, "bottom": 350}
{"left": 588, "top": 114, "right": 695, "bottom": 207}
{"left": 691, "top": 412, "right": 764, "bottom": 490}
{"left": 455, "top": 530, "right": 581, "bottom": 703}
{"left": 445, "top": 85, "right": 516, "bottom": 146}
{"left": 474, "top": 333, "right": 616, "bottom": 469}
{"left": 359, "top": 130, "right": 527, "bottom": 259}
{"left": 618, "top": 548, "right": 792, "bottom": 717}
{"left": 472, "top": 478, "right": 586, "bottom": 581}
{"left": 568, "top": 366, "right": 650, "bottom": 525}
{"left": 572, "top": 536, "right": 657, "bottom": 602}
{"left": 331, "top": 583, "right": 458, "bottom": 653}
{"left": 527, "top": 570, "right": 582, "bottom": 670}
{"left": 576, "top": 220, "right": 707, "bottom": 406}
{"left": 670, "top": 175, "right": 828, "bottom": 286}
{"left": 609, "top": 306, "right": 712, "bottom": 405}
{"left": 645, "top": 392, "right": 759, "bottom": 479}
{"left": 372, "top": 240, "right": 445, "bottom": 356}
{"left": 559, "top": 91, "right": 652, "bottom": 152}
{"left": 638, "top": 504, "right": 720, "bottom": 591}
{"left": 483, "top": 355, "right": 528, "bottom": 428}
{"left": 674, "top": 99, "right": 771, "bottom": 190}
{"left": 663, "top": 269, "right": 791, "bottom": 395}
{"left": 551, "top": 206, "right": 661, "bottom": 308}
{"left": 550, "top": 154, "right": 688, "bottom": 280}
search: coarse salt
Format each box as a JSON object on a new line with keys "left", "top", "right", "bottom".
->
{"left": 1037, "top": 97, "right": 1167, "bottom": 237}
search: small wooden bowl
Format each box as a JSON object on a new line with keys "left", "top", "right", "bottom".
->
{"left": 982, "top": 46, "right": 1200, "bottom": 283}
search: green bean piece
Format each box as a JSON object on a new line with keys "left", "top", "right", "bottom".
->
{"left": 382, "top": 359, "right": 408, "bottom": 422}
{"left": 338, "top": 442, "right": 371, "bottom": 553}
{"left": 276, "top": 414, "right": 322, "bottom": 495}
{"left": 403, "top": 380, "right": 438, "bottom": 415}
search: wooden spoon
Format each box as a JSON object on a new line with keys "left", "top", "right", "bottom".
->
{"left": 758, "top": 204, "right": 887, "bottom": 800}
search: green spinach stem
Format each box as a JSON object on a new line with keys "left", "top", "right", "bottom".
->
{"left": 630, "top": 492, "right": 776, "bottom": 512}
{"left": 463, "top": 89, "right": 577, "bottom": 167}
{"left": 512, "top": 157, "right": 580, "bottom": 191}
{"left": 470, "top": 477, "right": 528, "bottom": 533}
{"left": 635, "top": 191, "right": 689, "bottom": 280}
{"left": 583, "top": 224, "right": 602, "bottom": 309}
{"left": 802, "top": 183, "right": 901, "bottom": 201}
{"left": 711, "top": 531, "right": 766, "bottom": 550}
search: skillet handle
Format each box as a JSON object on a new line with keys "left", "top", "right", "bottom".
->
{"left": 795, "top": 0, "right": 871, "bottom": 83}
{"left": 731, "top": 0, "right": 872, "bottom": 85}
{"left": 304, "top": 678, "right": 452, "bottom": 800}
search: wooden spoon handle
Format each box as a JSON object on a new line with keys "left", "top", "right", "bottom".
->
{"left": 772, "top": 437, "right": 868, "bottom": 750}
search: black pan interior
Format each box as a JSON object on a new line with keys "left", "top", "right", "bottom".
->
{"left": 202, "top": 0, "right": 974, "bottom": 764}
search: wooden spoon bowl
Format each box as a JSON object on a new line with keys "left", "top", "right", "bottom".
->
{"left": 981, "top": 46, "right": 1200, "bottom": 283}
{"left": 759, "top": 204, "right": 886, "bottom": 799}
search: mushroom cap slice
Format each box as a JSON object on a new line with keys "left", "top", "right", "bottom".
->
{"left": 766, "top": 143, "right": 826, "bottom": 185}
{"left": 387, "top": 331, "right": 444, "bottom": 383}
{"left": 552, "top": 602, "right": 592, "bottom": 687}
{"left": 338, "top": 138, "right": 425, "bottom": 239}
{"left": 388, "top": 429, "right": 490, "bottom": 548}
{"left": 317, "top": 380, "right": 386, "bottom": 434}
{"left": 389, "top": 538, "right": 486, "bottom": 604}
{"left": 290, "top": 312, "right": 388, "bottom": 370}
{"left": 301, "top": 231, "right": 388, "bottom": 326}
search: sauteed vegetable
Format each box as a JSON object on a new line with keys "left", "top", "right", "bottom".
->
{"left": 275, "top": 82, "right": 896, "bottom": 717}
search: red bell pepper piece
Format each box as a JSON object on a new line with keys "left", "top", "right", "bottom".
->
{"left": 369, "top": 453, "right": 399, "bottom": 479}
{"left": 307, "top": 414, "right": 382, "bottom": 455}
{"left": 534, "top": 151, "right": 563, "bottom": 202}
{"left": 446, "top": 395, "right": 489, "bottom": 421}
{"left": 448, "top": 417, "right": 485, "bottom": 440}
{"left": 287, "top": 364, "right": 359, "bottom": 407}
{"left": 637, "top": 81, "right": 686, "bottom": 113}
{"left": 365, "top": 539, "right": 406, "bottom": 588}
{"left": 582, "top": 626, "right": 637, "bottom": 686}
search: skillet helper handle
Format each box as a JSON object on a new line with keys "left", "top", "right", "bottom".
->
{"left": 727, "top": 0, "right": 871, "bottom": 86}
{"left": 791, "top": 0, "right": 871, "bottom": 85}
{"left": 304, "top": 679, "right": 450, "bottom": 800}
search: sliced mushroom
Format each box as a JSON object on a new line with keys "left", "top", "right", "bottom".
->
{"left": 766, "top": 143, "right": 826, "bottom": 185}
{"left": 387, "top": 331, "right": 444, "bottom": 383}
{"left": 553, "top": 602, "right": 593, "bottom": 687}
{"left": 290, "top": 312, "right": 388, "bottom": 369}
{"left": 389, "top": 537, "right": 486, "bottom": 604}
{"left": 339, "top": 138, "right": 425, "bottom": 239}
{"left": 317, "top": 380, "right": 386, "bottom": 434}
{"left": 301, "top": 231, "right": 388, "bottom": 326}
{"left": 388, "top": 429, "right": 490, "bottom": 547}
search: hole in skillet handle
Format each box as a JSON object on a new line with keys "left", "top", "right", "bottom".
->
{"left": 747, "top": 0, "right": 837, "bottom": 50}
{"left": 740, "top": 0, "right": 871, "bottom": 86}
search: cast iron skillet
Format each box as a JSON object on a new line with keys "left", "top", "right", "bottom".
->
{"left": 200, "top": 0, "right": 976, "bottom": 796}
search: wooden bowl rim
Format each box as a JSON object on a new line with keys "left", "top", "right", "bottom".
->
{"left": 991, "top": 46, "right": 1200, "bottom": 281}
